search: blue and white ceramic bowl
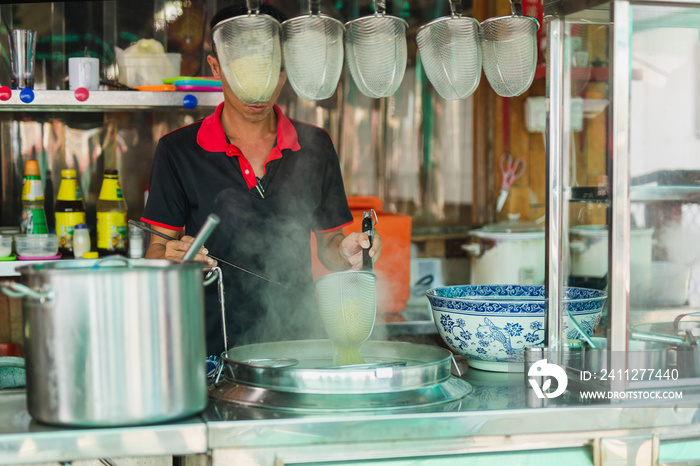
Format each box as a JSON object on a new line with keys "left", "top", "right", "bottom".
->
{"left": 426, "top": 285, "right": 606, "bottom": 372}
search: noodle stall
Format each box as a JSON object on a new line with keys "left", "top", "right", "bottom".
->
{"left": 3, "top": 0, "right": 700, "bottom": 464}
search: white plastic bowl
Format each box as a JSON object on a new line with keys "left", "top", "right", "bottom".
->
{"left": 15, "top": 234, "right": 59, "bottom": 258}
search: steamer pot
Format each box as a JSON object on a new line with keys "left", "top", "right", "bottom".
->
{"left": 1, "top": 258, "right": 209, "bottom": 427}
{"left": 570, "top": 225, "right": 654, "bottom": 279}
{"left": 462, "top": 217, "right": 544, "bottom": 285}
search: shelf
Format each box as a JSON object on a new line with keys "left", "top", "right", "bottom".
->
{"left": 0, "top": 90, "right": 223, "bottom": 111}
{"left": 567, "top": 185, "right": 700, "bottom": 203}
{"left": 631, "top": 186, "right": 700, "bottom": 202}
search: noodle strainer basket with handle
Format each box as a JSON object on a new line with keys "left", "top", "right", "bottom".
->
{"left": 480, "top": 0, "right": 539, "bottom": 98}
{"left": 212, "top": 0, "right": 282, "bottom": 104}
{"left": 344, "top": 0, "right": 408, "bottom": 99}
{"left": 281, "top": 0, "right": 345, "bottom": 101}
{"left": 416, "top": 0, "right": 482, "bottom": 100}
{"left": 315, "top": 270, "right": 377, "bottom": 348}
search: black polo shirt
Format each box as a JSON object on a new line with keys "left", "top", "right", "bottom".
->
{"left": 142, "top": 103, "right": 353, "bottom": 355}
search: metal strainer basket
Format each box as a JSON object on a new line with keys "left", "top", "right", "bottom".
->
{"left": 315, "top": 270, "right": 377, "bottom": 348}
{"left": 212, "top": 0, "right": 281, "bottom": 104}
{"left": 480, "top": 13, "right": 539, "bottom": 97}
{"left": 344, "top": 0, "right": 408, "bottom": 99}
{"left": 281, "top": 1, "right": 345, "bottom": 101}
{"left": 416, "top": 0, "right": 482, "bottom": 100}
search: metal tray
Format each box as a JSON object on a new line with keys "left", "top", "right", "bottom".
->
{"left": 219, "top": 340, "right": 456, "bottom": 394}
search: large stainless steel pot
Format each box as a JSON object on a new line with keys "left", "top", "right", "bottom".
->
{"left": 462, "top": 216, "right": 545, "bottom": 285}
{"left": 2, "top": 258, "right": 209, "bottom": 427}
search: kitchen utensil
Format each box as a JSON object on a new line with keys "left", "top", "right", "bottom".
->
{"left": 212, "top": 0, "right": 282, "bottom": 103}
{"left": 211, "top": 339, "right": 472, "bottom": 413}
{"left": 14, "top": 234, "right": 58, "bottom": 258}
{"left": 415, "top": 0, "right": 482, "bottom": 100}
{"left": 316, "top": 210, "right": 377, "bottom": 350}
{"left": 584, "top": 338, "right": 669, "bottom": 373}
{"left": 569, "top": 225, "right": 654, "bottom": 279}
{"left": 496, "top": 98, "right": 525, "bottom": 212}
{"left": 9, "top": 29, "right": 36, "bottom": 90}
{"left": 426, "top": 285, "right": 606, "bottom": 372}
{"left": 182, "top": 213, "right": 220, "bottom": 261}
{"left": 361, "top": 209, "right": 376, "bottom": 272}
{"left": 496, "top": 153, "right": 525, "bottom": 212}
{"left": 315, "top": 270, "right": 377, "bottom": 349}
{"left": 281, "top": 0, "right": 345, "bottom": 101}
{"left": 480, "top": 2, "right": 539, "bottom": 97}
{"left": 0, "top": 258, "right": 209, "bottom": 426}
{"left": 344, "top": 0, "right": 408, "bottom": 98}
{"left": 461, "top": 215, "right": 544, "bottom": 285}
{"left": 128, "top": 219, "right": 286, "bottom": 288}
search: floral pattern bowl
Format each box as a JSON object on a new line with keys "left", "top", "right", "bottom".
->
{"left": 426, "top": 285, "right": 606, "bottom": 372}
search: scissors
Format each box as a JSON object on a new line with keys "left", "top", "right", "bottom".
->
{"left": 496, "top": 152, "right": 525, "bottom": 212}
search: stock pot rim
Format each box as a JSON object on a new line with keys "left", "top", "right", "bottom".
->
{"left": 15, "top": 258, "right": 206, "bottom": 275}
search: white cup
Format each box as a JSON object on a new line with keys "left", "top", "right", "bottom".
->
{"left": 68, "top": 57, "right": 100, "bottom": 90}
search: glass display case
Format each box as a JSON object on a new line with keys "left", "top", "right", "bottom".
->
{"left": 544, "top": 0, "right": 700, "bottom": 395}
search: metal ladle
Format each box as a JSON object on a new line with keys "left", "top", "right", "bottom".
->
{"left": 128, "top": 219, "right": 287, "bottom": 289}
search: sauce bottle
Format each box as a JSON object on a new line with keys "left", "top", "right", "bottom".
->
{"left": 20, "top": 160, "right": 48, "bottom": 234}
{"left": 54, "top": 169, "right": 86, "bottom": 255}
{"left": 96, "top": 169, "right": 128, "bottom": 255}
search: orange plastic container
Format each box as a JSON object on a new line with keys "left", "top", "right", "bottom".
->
{"left": 311, "top": 196, "right": 412, "bottom": 314}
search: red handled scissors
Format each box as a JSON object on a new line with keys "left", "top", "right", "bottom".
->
{"left": 496, "top": 152, "right": 525, "bottom": 212}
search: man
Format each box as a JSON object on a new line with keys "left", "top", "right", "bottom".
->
{"left": 142, "top": 3, "right": 381, "bottom": 356}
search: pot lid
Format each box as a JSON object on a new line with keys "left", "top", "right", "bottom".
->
{"left": 570, "top": 225, "right": 654, "bottom": 237}
{"left": 469, "top": 214, "right": 544, "bottom": 239}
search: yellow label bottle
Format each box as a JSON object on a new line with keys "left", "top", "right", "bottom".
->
{"left": 96, "top": 169, "right": 128, "bottom": 255}
{"left": 55, "top": 169, "right": 86, "bottom": 254}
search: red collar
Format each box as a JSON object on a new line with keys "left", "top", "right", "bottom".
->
{"left": 196, "top": 103, "right": 300, "bottom": 153}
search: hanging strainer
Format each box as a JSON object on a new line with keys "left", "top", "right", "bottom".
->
{"left": 281, "top": 0, "right": 345, "bottom": 101}
{"left": 344, "top": 0, "right": 408, "bottom": 99}
{"left": 212, "top": 0, "right": 281, "bottom": 104}
{"left": 415, "top": 0, "right": 482, "bottom": 100}
{"left": 480, "top": 2, "right": 539, "bottom": 98}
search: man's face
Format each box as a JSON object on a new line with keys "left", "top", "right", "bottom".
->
{"left": 207, "top": 54, "right": 286, "bottom": 123}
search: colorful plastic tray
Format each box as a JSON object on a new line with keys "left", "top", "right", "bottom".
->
{"left": 163, "top": 76, "right": 222, "bottom": 86}
{"left": 175, "top": 85, "right": 223, "bottom": 92}
{"left": 17, "top": 253, "right": 61, "bottom": 260}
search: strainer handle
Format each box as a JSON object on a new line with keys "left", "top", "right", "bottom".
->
{"left": 309, "top": 0, "right": 321, "bottom": 16}
{"left": 246, "top": 0, "right": 260, "bottom": 15}
{"left": 373, "top": 0, "right": 386, "bottom": 16}
{"left": 448, "top": 0, "right": 462, "bottom": 18}
{"left": 510, "top": 0, "right": 523, "bottom": 16}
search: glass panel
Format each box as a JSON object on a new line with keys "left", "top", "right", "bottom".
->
{"left": 562, "top": 11, "right": 612, "bottom": 352}
{"left": 630, "top": 5, "right": 700, "bottom": 316}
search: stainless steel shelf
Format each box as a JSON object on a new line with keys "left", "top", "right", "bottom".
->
{"left": 0, "top": 90, "right": 222, "bottom": 111}
{"left": 630, "top": 186, "right": 700, "bottom": 202}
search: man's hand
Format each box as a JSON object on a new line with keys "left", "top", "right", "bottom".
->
{"left": 339, "top": 231, "right": 382, "bottom": 270}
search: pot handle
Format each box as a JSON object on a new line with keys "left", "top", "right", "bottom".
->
{"left": 461, "top": 243, "right": 481, "bottom": 256}
{"left": 0, "top": 281, "right": 53, "bottom": 302}
{"left": 92, "top": 256, "right": 131, "bottom": 269}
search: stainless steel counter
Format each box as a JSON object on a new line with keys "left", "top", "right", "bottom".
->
{"left": 4, "top": 366, "right": 700, "bottom": 465}
{"left": 0, "top": 389, "right": 207, "bottom": 465}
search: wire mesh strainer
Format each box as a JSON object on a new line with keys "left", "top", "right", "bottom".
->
{"left": 316, "top": 270, "right": 377, "bottom": 348}
{"left": 281, "top": 0, "right": 345, "bottom": 101}
{"left": 212, "top": 0, "right": 281, "bottom": 104}
{"left": 344, "top": 0, "right": 408, "bottom": 99}
{"left": 415, "top": 0, "right": 482, "bottom": 100}
{"left": 480, "top": 9, "right": 539, "bottom": 98}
